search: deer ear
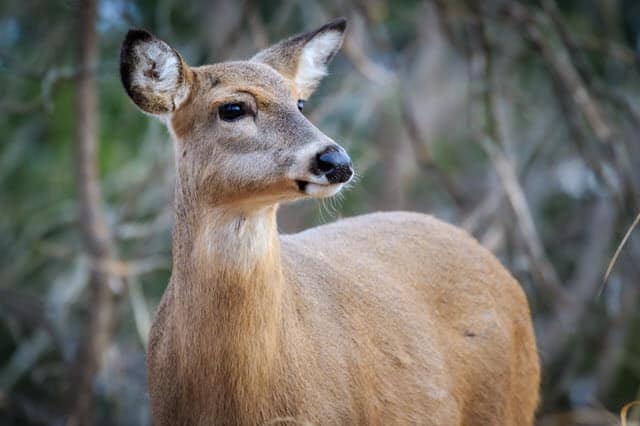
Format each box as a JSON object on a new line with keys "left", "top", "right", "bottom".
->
{"left": 252, "top": 18, "right": 346, "bottom": 99}
{"left": 120, "top": 29, "right": 193, "bottom": 115}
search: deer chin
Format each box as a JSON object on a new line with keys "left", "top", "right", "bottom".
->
{"left": 295, "top": 180, "right": 344, "bottom": 198}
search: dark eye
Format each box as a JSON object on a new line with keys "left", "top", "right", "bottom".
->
{"left": 297, "top": 99, "right": 305, "bottom": 112}
{"left": 219, "top": 103, "right": 246, "bottom": 121}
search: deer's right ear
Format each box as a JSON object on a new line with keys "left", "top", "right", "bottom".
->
{"left": 120, "top": 29, "right": 193, "bottom": 115}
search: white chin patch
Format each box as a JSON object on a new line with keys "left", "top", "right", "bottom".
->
{"left": 305, "top": 183, "right": 344, "bottom": 198}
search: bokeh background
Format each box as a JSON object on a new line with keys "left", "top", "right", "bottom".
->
{"left": 1, "top": 0, "right": 640, "bottom": 424}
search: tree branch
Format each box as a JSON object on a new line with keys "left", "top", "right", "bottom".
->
{"left": 471, "top": 10, "right": 569, "bottom": 304}
{"left": 503, "top": 2, "right": 638, "bottom": 210}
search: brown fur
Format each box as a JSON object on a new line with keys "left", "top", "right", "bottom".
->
{"left": 120, "top": 20, "right": 540, "bottom": 426}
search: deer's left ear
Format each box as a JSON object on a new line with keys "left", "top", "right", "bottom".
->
{"left": 252, "top": 18, "right": 346, "bottom": 99}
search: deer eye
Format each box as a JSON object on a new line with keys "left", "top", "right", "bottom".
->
{"left": 297, "top": 100, "right": 305, "bottom": 112}
{"left": 219, "top": 103, "right": 247, "bottom": 121}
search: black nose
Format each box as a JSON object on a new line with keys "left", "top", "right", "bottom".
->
{"left": 313, "top": 146, "right": 353, "bottom": 184}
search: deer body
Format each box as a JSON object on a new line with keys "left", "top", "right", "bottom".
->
{"left": 120, "top": 19, "right": 539, "bottom": 426}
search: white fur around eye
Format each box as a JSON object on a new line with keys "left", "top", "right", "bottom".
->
{"left": 295, "top": 30, "right": 343, "bottom": 95}
{"left": 131, "top": 40, "right": 189, "bottom": 109}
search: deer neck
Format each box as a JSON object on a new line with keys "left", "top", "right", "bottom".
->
{"left": 171, "top": 173, "right": 284, "bottom": 293}
{"left": 171, "top": 185, "right": 286, "bottom": 410}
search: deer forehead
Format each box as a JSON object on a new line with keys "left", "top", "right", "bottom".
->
{"left": 193, "top": 62, "right": 299, "bottom": 105}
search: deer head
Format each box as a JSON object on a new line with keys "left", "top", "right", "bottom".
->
{"left": 120, "top": 19, "right": 352, "bottom": 211}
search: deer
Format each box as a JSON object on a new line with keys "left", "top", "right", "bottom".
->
{"left": 119, "top": 18, "right": 540, "bottom": 426}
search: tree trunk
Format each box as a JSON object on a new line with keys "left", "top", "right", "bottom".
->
{"left": 67, "top": 0, "right": 118, "bottom": 424}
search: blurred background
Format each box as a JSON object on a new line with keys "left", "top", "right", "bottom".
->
{"left": 1, "top": 0, "right": 640, "bottom": 424}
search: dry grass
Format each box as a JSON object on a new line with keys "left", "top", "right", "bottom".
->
{"left": 621, "top": 400, "right": 640, "bottom": 426}
{"left": 599, "top": 213, "right": 640, "bottom": 297}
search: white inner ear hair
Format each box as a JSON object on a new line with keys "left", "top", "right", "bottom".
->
{"left": 295, "top": 30, "right": 342, "bottom": 94}
{"left": 131, "top": 39, "right": 189, "bottom": 109}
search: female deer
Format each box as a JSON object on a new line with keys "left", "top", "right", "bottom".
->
{"left": 120, "top": 18, "right": 540, "bottom": 425}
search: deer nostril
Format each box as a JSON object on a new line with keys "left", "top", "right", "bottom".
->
{"left": 317, "top": 151, "right": 345, "bottom": 173}
{"left": 314, "top": 147, "right": 353, "bottom": 184}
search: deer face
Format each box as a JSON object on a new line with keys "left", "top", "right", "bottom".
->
{"left": 120, "top": 19, "right": 352, "bottom": 210}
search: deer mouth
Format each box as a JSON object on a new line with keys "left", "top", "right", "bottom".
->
{"left": 295, "top": 180, "right": 344, "bottom": 198}
{"left": 296, "top": 180, "right": 309, "bottom": 191}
